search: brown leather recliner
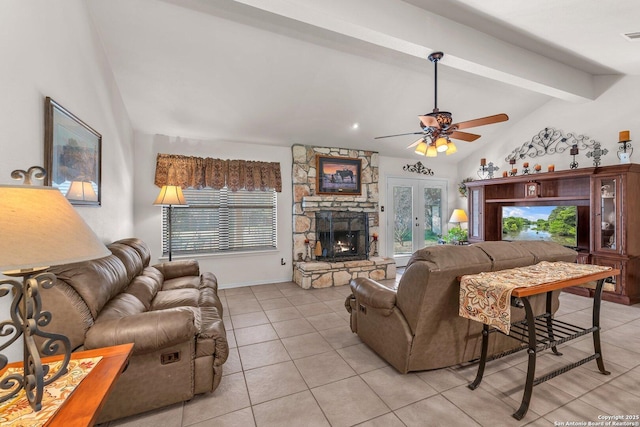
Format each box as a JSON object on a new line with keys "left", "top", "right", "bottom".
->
{"left": 346, "top": 241, "right": 577, "bottom": 373}
{"left": 40, "top": 238, "right": 228, "bottom": 423}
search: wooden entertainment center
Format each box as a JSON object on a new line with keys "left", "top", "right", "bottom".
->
{"left": 466, "top": 163, "right": 640, "bottom": 304}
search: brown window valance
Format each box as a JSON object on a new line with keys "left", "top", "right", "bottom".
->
{"left": 154, "top": 153, "right": 282, "bottom": 192}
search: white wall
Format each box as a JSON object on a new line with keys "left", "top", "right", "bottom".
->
{"left": 133, "top": 133, "right": 293, "bottom": 288}
{"left": 0, "top": 0, "right": 134, "bottom": 362}
{"left": 457, "top": 75, "right": 640, "bottom": 180}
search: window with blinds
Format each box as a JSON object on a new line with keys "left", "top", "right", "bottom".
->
{"left": 161, "top": 187, "right": 277, "bottom": 256}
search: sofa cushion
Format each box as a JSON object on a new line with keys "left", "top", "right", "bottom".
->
{"left": 473, "top": 241, "right": 535, "bottom": 270}
{"left": 154, "top": 259, "right": 200, "bottom": 280}
{"left": 112, "top": 237, "right": 152, "bottom": 267}
{"left": 49, "top": 254, "right": 129, "bottom": 319}
{"left": 151, "top": 288, "right": 201, "bottom": 310}
{"left": 510, "top": 240, "right": 577, "bottom": 263}
{"left": 406, "top": 244, "right": 490, "bottom": 270}
{"left": 96, "top": 293, "right": 147, "bottom": 322}
{"left": 126, "top": 271, "right": 163, "bottom": 310}
{"left": 163, "top": 276, "right": 201, "bottom": 291}
{"left": 108, "top": 242, "right": 145, "bottom": 283}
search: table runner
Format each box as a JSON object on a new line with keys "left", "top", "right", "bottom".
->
{"left": 459, "top": 261, "right": 611, "bottom": 334}
{"left": 0, "top": 356, "right": 102, "bottom": 427}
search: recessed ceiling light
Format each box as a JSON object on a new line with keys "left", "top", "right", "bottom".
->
{"left": 351, "top": 123, "right": 359, "bottom": 130}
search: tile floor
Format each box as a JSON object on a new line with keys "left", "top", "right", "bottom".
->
{"left": 105, "top": 275, "right": 640, "bottom": 427}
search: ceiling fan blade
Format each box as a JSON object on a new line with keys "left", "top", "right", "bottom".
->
{"left": 406, "top": 138, "right": 425, "bottom": 149}
{"left": 374, "top": 131, "right": 424, "bottom": 139}
{"left": 418, "top": 115, "right": 439, "bottom": 128}
{"left": 452, "top": 113, "right": 509, "bottom": 131}
{"left": 449, "top": 130, "right": 481, "bottom": 142}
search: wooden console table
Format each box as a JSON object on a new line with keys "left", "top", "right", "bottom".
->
{"left": 1, "top": 343, "right": 133, "bottom": 427}
{"left": 462, "top": 266, "right": 618, "bottom": 420}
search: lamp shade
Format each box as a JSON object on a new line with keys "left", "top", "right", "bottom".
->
{"left": 449, "top": 209, "right": 468, "bottom": 224}
{"left": 435, "top": 137, "right": 448, "bottom": 152}
{"left": 414, "top": 141, "right": 428, "bottom": 155}
{"left": 66, "top": 180, "right": 98, "bottom": 202}
{"left": 153, "top": 185, "right": 187, "bottom": 206}
{"left": 445, "top": 141, "right": 457, "bottom": 155}
{"left": 0, "top": 185, "right": 110, "bottom": 273}
{"left": 425, "top": 144, "right": 438, "bottom": 157}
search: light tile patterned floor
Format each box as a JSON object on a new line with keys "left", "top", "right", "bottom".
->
{"left": 106, "top": 275, "right": 640, "bottom": 427}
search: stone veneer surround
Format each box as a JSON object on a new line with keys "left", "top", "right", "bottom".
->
{"left": 291, "top": 144, "right": 395, "bottom": 288}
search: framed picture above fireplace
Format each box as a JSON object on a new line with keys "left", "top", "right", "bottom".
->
{"left": 316, "top": 155, "right": 362, "bottom": 195}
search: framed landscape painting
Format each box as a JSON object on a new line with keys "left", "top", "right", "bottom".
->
{"left": 316, "top": 155, "right": 361, "bottom": 195}
{"left": 44, "top": 97, "right": 102, "bottom": 206}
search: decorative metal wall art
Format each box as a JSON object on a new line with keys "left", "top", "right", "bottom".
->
{"left": 403, "top": 161, "right": 434, "bottom": 175}
{"left": 505, "top": 128, "right": 606, "bottom": 167}
{"left": 585, "top": 142, "right": 608, "bottom": 167}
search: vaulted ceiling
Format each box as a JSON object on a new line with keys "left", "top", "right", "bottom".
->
{"left": 87, "top": 0, "right": 640, "bottom": 161}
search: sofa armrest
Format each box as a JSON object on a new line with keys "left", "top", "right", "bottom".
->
{"left": 350, "top": 278, "right": 397, "bottom": 315}
{"left": 85, "top": 307, "right": 198, "bottom": 353}
{"left": 153, "top": 259, "right": 200, "bottom": 280}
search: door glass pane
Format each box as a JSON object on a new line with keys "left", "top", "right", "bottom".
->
{"left": 393, "top": 186, "right": 413, "bottom": 256}
{"left": 424, "top": 187, "right": 442, "bottom": 247}
{"left": 471, "top": 189, "right": 480, "bottom": 237}
{"left": 600, "top": 178, "right": 616, "bottom": 250}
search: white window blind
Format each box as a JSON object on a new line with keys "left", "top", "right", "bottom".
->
{"left": 161, "top": 187, "right": 277, "bottom": 256}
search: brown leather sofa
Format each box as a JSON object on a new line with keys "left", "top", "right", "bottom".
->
{"left": 39, "top": 238, "right": 228, "bottom": 423}
{"left": 346, "top": 241, "right": 577, "bottom": 373}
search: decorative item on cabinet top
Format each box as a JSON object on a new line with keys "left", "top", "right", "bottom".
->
{"left": 617, "top": 130, "right": 632, "bottom": 164}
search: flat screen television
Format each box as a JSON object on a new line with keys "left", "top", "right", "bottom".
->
{"left": 501, "top": 205, "right": 578, "bottom": 247}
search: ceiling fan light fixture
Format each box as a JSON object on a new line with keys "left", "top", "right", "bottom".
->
{"left": 426, "top": 144, "right": 438, "bottom": 157}
{"left": 414, "top": 141, "right": 428, "bottom": 155}
{"left": 445, "top": 141, "right": 457, "bottom": 155}
{"left": 435, "top": 136, "right": 448, "bottom": 152}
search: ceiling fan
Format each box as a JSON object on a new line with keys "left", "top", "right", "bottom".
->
{"left": 375, "top": 51, "right": 508, "bottom": 157}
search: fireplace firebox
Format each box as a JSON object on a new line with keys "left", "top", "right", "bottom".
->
{"left": 315, "top": 211, "right": 369, "bottom": 261}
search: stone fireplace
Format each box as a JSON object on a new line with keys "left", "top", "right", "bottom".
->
{"left": 291, "top": 145, "right": 395, "bottom": 289}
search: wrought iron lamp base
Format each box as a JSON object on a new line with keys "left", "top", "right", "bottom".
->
{"left": 0, "top": 270, "right": 71, "bottom": 411}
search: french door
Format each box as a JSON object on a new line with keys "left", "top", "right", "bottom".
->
{"left": 386, "top": 177, "right": 447, "bottom": 267}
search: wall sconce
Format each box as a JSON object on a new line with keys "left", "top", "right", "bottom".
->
{"left": 618, "top": 130, "right": 633, "bottom": 164}
{"left": 569, "top": 144, "right": 579, "bottom": 169}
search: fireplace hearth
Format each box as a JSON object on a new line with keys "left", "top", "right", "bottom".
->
{"left": 315, "top": 211, "right": 369, "bottom": 262}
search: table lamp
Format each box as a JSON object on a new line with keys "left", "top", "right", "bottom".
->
{"left": 154, "top": 185, "right": 188, "bottom": 261}
{"left": 449, "top": 209, "right": 468, "bottom": 228}
{"left": 0, "top": 167, "right": 109, "bottom": 411}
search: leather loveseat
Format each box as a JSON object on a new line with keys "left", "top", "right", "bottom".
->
{"left": 39, "top": 238, "right": 228, "bottom": 423}
{"left": 346, "top": 241, "right": 577, "bottom": 373}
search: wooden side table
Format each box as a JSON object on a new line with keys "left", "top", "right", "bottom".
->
{"left": 1, "top": 343, "right": 133, "bottom": 427}
{"left": 465, "top": 268, "right": 618, "bottom": 420}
